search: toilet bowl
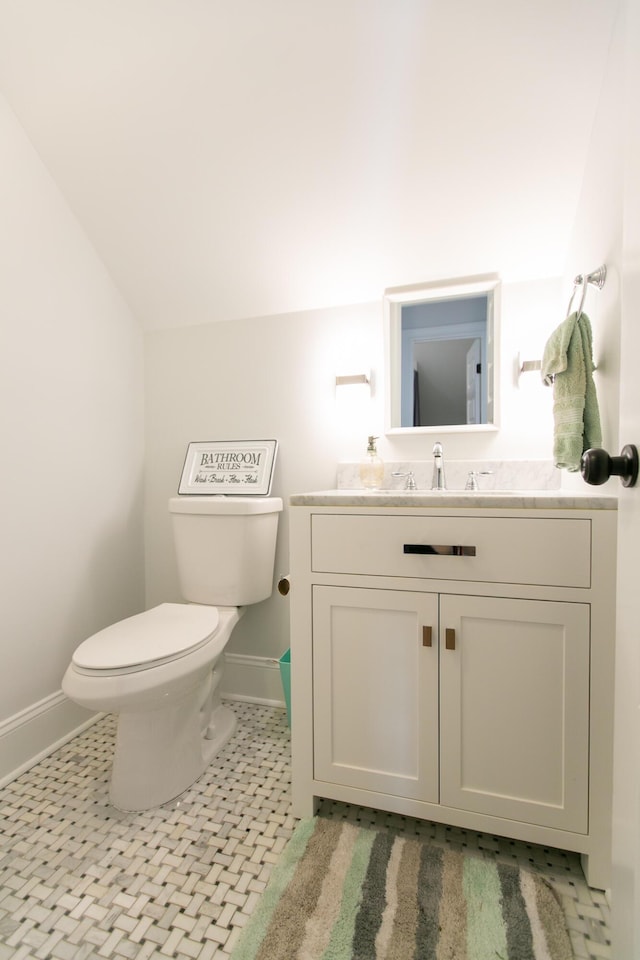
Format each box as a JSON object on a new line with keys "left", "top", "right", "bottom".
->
{"left": 63, "top": 603, "right": 240, "bottom": 810}
{"left": 62, "top": 494, "right": 282, "bottom": 811}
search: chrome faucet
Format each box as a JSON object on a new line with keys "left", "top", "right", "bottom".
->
{"left": 431, "top": 442, "right": 446, "bottom": 490}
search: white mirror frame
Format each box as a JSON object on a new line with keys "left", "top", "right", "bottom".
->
{"left": 383, "top": 273, "right": 501, "bottom": 435}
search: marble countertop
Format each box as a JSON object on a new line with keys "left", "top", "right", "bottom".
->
{"left": 289, "top": 489, "right": 618, "bottom": 509}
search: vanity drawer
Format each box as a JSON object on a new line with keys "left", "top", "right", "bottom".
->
{"left": 311, "top": 514, "right": 591, "bottom": 587}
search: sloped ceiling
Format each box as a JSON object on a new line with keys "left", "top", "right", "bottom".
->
{"left": 0, "top": 0, "right": 618, "bottom": 330}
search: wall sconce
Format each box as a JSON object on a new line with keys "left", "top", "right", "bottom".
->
{"left": 335, "top": 373, "right": 372, "bottom": 417}
{"left": 515, "top": 353, "right": 542, "bottom": 388}
{"left": 519, "top": 359, "right": 542, "bottom": 376}
{"left": 335, "top": 373, "right": 371, "bottom": 392}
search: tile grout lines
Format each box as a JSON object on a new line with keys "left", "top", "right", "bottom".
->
{"left": 0, "top": 705, "right": 294, "bottom": 960}
{"left": 0, "top": 702, "right": 610, "bottom": 959}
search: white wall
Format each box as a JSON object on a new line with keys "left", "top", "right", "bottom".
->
{"left": 145, "top": 301, "right": 383, "bottom": 666}
{"left": 144, "top": 275, "right": 563, "bottom": 673}
{"left": 0, "top": 95, "right": 146, "bottom": 777}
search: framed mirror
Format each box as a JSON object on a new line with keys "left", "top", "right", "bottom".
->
{"left": 384, "top": 274, "right": 501, "bottom": 434}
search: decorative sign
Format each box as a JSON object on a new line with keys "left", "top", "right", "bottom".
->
{"left": 178, "top": 440, "right": 278, "bottom": 496}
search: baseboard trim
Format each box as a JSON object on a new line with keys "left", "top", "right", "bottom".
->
{"left": 221, "top": 652, "right": 286, "bottom": 708}
{"left": 0, "top": 691, "right": 100, "bottom": 789}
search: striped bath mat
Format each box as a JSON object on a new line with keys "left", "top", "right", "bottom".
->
{"left": 231, "top": 817, "right": 574, "bottom": 960}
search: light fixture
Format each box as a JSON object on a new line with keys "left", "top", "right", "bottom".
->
{"left": 335, "top": 374, "right": 370, "bottom": 388}
{"left": 519, "top": 359, "right": 542, "bottom": 375}
{"left": 515, "top": 353, "right": 542, "bottom": 387}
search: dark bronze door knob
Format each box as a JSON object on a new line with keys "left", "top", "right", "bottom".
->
{"left": 580, "top": 445, "right": 639, "bottom": 487}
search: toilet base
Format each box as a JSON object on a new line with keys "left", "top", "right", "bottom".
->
{"left": 109, "top": 672, "right": 235, "bottom": 812}
{"left": 203, "top": 703, "right": 237, "bottom": 761}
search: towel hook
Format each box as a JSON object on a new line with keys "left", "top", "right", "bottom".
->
{"left": 566, "top": 265, "right": 607, "bottom": 319}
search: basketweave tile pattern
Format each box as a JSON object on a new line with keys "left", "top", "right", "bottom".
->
{"left": 0, "top": 701, "right": 611, "bottom": 960}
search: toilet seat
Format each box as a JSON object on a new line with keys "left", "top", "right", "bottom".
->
{"left": 71, "top": 603, "right": 220, "bottom": 676}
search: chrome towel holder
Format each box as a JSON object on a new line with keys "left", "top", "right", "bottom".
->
{"left": 517, "top": 264, "right": 607, "bottom": 381}
{"left": 566, "top": 264, "right": 607, "bottom": 320}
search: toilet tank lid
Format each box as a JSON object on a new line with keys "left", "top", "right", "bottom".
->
{"left": 169, "top": 496, "right": 283, "bottom": 515}
{"left": 72, "top": 603, "right": 220, "bottom": 671}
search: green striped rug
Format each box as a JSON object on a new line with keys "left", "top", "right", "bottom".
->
{"left": 231, "top": 817, "right": 574, "bottom": 960}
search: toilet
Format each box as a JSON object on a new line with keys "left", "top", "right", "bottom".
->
{"left": 62, "top": 495, "right": 283, "bottom": 811}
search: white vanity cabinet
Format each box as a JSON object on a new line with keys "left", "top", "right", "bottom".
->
{"left": 289, "top": 494, "right": 617, "bottom": 889}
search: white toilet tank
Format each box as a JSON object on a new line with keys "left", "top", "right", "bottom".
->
{"left": 169, "top": 496, "right": 283, "bottom": 606}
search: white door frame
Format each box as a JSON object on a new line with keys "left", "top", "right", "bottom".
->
{"left": 611, "top": 0, "right": 640, "bottom": 953}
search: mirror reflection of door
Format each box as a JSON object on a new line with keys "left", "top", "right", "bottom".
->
{"left": 466, "top": 339, "right": 482, "bottom": 424}
{"left": 401, "top": 296, "right": 488, "bottom": 428}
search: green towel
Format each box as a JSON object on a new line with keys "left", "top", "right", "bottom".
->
{"left": 541, "top": 311, "right": 602, "bottom": 471}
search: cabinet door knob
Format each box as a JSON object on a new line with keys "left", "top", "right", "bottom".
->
{"left": 445, "top": 628, "right": 456, "bottom": 650}
{"left": 580, "top": 445, "right": 638, "bottom": 487}
{"left": 422, "top": 626, "right": 433, "bottom": 647}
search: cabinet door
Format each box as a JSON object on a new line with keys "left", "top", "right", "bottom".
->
{"left": 440, "top": 595, "right": 590, "bottom": 833}
{"left": 313, "top": 586, "right": 439, "bottom": 802}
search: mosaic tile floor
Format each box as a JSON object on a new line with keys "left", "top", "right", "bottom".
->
{"left": 0, "top": 702, "right": 611, "bottom": 959}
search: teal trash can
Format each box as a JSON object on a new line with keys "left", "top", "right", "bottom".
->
{"left": 279, "top": 649, "right": 291, "bottom": 727}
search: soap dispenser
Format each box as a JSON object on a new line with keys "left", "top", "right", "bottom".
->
{"left": 359, "top": 436, "right": 384, "bottom": 490}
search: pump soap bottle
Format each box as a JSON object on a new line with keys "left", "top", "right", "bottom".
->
{"left": 359, "top": 436, "right": 384, "bottom": 490}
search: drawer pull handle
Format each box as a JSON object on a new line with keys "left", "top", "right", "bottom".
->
{"left": 445, "top": 628, "right": 456, "bottom": 650}
{"left": 422, "top": 626, "right": 433, "bottom": 647}
{"left": 403, "top": 544, "right": 476, "bottom": 557}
